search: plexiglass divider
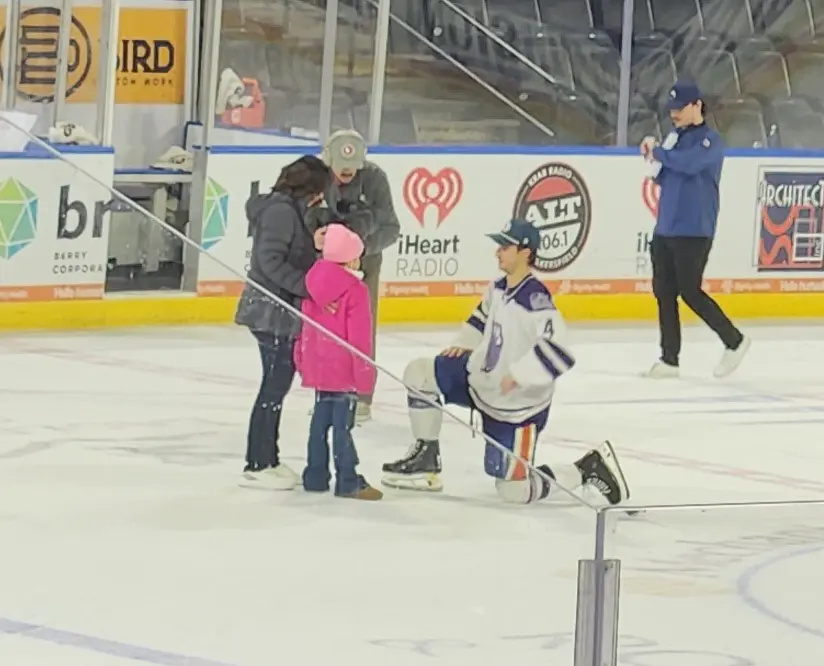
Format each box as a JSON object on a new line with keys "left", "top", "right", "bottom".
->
{"left": 581, "top": 499, "right": 824, "bottom": 666}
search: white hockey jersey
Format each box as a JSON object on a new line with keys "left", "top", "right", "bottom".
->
{"left": 452, "top": 274, "right": 575, "bottom": 424}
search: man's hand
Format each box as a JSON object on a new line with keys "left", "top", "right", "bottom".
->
{"left": 500, "top": 375, "right": 518, "bottom": 393}
{"left": 313, "top": 227, "right": 327, "bottom": 250}
{"left": 640, "top": 136, "right": 658, "bottom": 160}
{"left": 307, "top": 192, "right": 325, "bottom": 208}
{"left": 440, "top": 346, "right": 471, "bottom": 357}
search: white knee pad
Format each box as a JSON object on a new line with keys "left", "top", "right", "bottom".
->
{"left": 403, "top": 356, "right": 443, "bottom": 442}
{"left": 495, "top": 477, "right": 543, "bottom": 504}
{"left": 403, "top": 357, "right": 439, "bottom": 393}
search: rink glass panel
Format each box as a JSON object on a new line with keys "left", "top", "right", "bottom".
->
{"left": 601, "top": 502, "right": 824, "bottom": 665}
{"left": 211, "top": 0, "right": 824, "bottom": 147}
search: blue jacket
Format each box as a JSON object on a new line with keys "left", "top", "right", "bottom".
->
{"left": 652, "top": 123, "right": 724, "bottom": 238}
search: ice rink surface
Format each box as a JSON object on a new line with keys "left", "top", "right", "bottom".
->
{"left": 2, "top": 322, "right": 824, "bottom": 666}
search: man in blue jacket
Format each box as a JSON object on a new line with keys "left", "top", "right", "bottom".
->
{"left": 641, "top": 81, "right": 750, "bottom": 379}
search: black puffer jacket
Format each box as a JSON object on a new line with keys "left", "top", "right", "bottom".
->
{"left": 234, "top": 191, "right": 318, "bottom": 338}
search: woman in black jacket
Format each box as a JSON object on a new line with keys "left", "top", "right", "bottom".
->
{"left": 235, "top": 155, "right": 331, "bottom": 490}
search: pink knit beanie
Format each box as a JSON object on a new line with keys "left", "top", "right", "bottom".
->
{"left": 323, "top": 224, "right": 364, "bottom": 264}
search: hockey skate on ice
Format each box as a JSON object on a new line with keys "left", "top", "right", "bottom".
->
{"left": 381, "top": 440, "right": 443, "bottom": 491}
{"left": 574, "top": 441, "right": 630, "bottom": 505}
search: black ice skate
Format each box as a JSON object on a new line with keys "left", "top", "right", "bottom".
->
{"left": 574, "top": 441, "right": 630, "bottom": 505}
{"left": 381, "top": 440, "right": 443, "bottom": 492}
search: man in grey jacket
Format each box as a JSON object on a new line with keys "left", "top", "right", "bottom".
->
{"left": 306, "top": 129, "right": 401, "bottom": 422}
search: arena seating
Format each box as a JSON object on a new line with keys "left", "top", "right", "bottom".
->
{"left": 220, "top": 0, "right": 824, "bottom": 146}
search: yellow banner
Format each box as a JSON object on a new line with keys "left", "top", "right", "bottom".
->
{"left": 0, "top": 5, "right": 188, "bottom": 105}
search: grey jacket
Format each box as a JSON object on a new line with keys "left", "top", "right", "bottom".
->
{"left": 234, "top": 191, "right": 318, "bottom": 338}
{"left": 305, "top": 161, "right": 400, "bottom": 256}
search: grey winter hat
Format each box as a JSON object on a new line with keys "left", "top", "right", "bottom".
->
{"left": 322, "top": 129, "right": 367, "bottom": 173}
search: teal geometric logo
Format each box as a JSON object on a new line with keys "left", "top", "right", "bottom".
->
{"left": 202, "top": 178, "right": 229, "bottom": 250}
{"left": 0, "top": 178, "right": 38, "bottom": 260}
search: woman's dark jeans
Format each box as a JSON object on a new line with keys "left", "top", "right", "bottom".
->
{"left": 245, "top": 331, "right": 296, "bottom": 471}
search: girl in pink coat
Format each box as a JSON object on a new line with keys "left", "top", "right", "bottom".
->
{"left": 294, "top": 224, "right": 381, "bottom": 500}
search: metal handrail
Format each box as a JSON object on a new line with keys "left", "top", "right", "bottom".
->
{"left": 439, "top": 0, "right": 559, "bottom": 87}
{"left": 595, "top": 497, "right": 824, "bottom": 561}
{"left": 602, "top": 498, "right": 824, "bottom": 514}
{"left": 360, "top": 0, "right": 556, "bottom": 139}
{"left": 587, "top": 497, "right": 824, "bottom": 666}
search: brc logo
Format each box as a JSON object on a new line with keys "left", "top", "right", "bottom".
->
{"left": 403, "top": 167, "right": 463, "bottom": 228}
{"left": 57, "top": 185, "right": 113, "bottom": 239}
{"left": 202, "top": 178, "right": 229, "bottom": 250}
{"left": 0, "top": 178, "right": 38, "bottom": 260}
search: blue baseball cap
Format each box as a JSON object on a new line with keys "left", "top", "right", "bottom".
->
{"left": 487, "top": 218, "right": 540, "bottom": 252}
{"left": 666, "top": 80, "right": 702, "bottom": 111}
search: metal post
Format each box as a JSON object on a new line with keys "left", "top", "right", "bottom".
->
{"left": 2, "top": 0, "right": 21, "bottom": 109}
{"left": 95, "top": 0, "right": 119, "bottom": 145}
{"left": 184, "top": 0, "right": 224, "bottom": 292}
{"left": 367, "top": 0, "right": 391, "bottom": 144}
{"left": 573, "top": 511, "right": 620, "bottom": 666}
{"left": 53, "top": 0, "right": 74, "bottom": 125}
{"left": 318, "top": 0, "right": 339, "bottom": 143}
{"left": 198, "top": 0, "right": 224, "bottom": 148}
{"left": 184, "top": 0, "right": 200, "bottom": 127}
{"left": 615, "top": 0, "right": 635, "bottom": 147}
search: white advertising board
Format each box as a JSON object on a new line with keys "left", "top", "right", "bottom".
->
{"left": 198, "top": 148, "right": 824, "bottom": 299}
{"left": 0, "top": 148, "right": 116, "bottom": 302}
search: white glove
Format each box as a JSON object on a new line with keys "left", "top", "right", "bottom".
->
{"left": 640, "top": 135, "right": 660, "bottom": 177}
{"left": 640, "top": 135, "right": 658, "bottom": 158}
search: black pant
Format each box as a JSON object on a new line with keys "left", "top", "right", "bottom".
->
{"left": 651, "top": 235, "right": 743, "bottom": 366}
{"left": 359, "top": 252, "right": 382, "bottom": 405}
{"left": 245, "top": 331, "right": 296, "bottom": 470}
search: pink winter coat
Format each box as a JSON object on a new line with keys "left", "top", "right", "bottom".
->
{"left": 294, "top": 259, "right": 376, "bottom": 395}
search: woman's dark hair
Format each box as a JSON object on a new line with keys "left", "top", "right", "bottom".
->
{"left": 272, "top": 155, "right": 332, "bottom": 200}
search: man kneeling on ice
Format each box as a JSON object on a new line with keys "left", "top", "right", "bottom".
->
{"left": 381, "top": 219, "right": 631, "bottom": 505}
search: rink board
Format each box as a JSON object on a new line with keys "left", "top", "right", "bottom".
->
{"left": 4, "top": 144, "right": 824, "bottom": 329}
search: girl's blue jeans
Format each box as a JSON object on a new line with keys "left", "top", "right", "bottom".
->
{"left": 302, "top": 391, "right": 360, "bottom": 495}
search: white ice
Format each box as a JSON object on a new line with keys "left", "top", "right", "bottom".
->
{"left": 1, "top": 323, "right": 824, "bottom": 666}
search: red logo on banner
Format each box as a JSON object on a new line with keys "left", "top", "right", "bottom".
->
{"left": 642, "top": 177, "right": 660, "bottom": 217}
{"left": 403, "top": 167, "right": 463, "bottom": 227}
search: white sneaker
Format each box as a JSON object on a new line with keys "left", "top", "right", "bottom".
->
{"left": 714, "top": 336, "right": 751, "bottom": 379}
{"left": 641, "top": 361, "right": 680, "bottom": 378}
{"left": 356, "top": 402, "right": 372, "bottom": 423}
{"left": 242, "top": 463, "right": 299, "bottom": 490}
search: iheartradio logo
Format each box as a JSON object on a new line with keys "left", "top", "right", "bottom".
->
{"left": 403, "top": 167, "right": 463, "bottom": 227}
{"left": 642, "top": 177, "right": 660, "bottom": 217}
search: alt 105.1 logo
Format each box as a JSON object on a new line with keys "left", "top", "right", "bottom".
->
{"left": 512, "top": 162, "right": 591, "bottom": 273}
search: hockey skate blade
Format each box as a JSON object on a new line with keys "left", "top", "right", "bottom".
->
{"left": 598, "top": 440, "right": 631, "bottom": 503}
{"left": 381, "top": 472, "right": 443, "bottom": 492}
